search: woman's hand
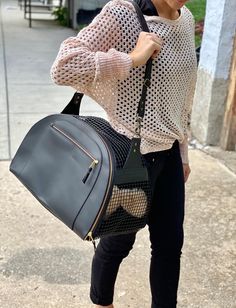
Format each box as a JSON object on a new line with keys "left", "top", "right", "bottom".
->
{"left": 129, "top": 32, "right": 163, "bottom": 67}
{"left": 183, "top": 163, "right": 191, "bottom": 183}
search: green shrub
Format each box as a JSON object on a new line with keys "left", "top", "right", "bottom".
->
{"left": 52, "top": 6, "right": 69, "bottom": 27}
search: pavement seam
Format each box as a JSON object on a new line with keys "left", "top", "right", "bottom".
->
{"left": 216, "top": 160, "right": 236, "bottom": 179}
{"left": 197, "top": 148, "right": 236, "bottom": 178}
{"left": 189, "top": 138, "right": 236, "bottom": 177}
{"left": 0, "top": 0, "right": 11, "bottom": 159}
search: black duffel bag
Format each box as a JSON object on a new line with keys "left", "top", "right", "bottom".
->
{"left": 10, "top": 0, "right": 153, "bottom": 244}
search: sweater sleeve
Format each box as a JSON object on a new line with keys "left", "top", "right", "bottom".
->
{"left": 178, "top": 12, "right": 197, "bottom": 165}
{"left": 50, "top": 1, "right": 133, "bottom": 91}
{"left": 179, "top": 67, "right": 197, "bottom": 164}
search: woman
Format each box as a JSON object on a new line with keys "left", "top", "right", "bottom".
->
{"left": 50, "top": 0, "right": 197, "bottom": 307}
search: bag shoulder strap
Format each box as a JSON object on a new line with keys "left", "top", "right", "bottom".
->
{"left": 62, "top": 0, "right": 153, "bottom": 133}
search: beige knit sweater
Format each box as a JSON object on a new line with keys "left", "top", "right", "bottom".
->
{"left": 50, "top": 0, "right": 197, "bottom": 164}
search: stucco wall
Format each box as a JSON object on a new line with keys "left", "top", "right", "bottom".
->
{"left": 191, "top": 0, "right": 236, "bottom": 145}
{"left": 71, "top": 0, "right": 109, "bottom": 29}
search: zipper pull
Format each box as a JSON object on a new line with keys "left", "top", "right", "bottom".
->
{"left": 87, "top": 231, "right": 97, "bottom": 252}
{"left": 82, "top": 160, "right": 98, "bottom": 183}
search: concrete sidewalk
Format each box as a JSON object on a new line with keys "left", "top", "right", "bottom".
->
{"left": 0, "top": 0, "right": 236, "bottom": 307}
{"left": 0, "top": 0, "right": 106, "bottom": 160}
{"left": 1, "top": 150, "right": 236, "bottom": 308}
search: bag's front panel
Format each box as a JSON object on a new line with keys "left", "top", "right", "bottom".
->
{"left": 73, "top": 151, "right": 112, "bottom": 239}
{"left": 10, "top": 115, "right": 105, "bottom": 234}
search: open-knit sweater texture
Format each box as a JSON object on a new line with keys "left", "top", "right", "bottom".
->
{"left": 50, "top": 0, "right": 197, "bottom": 164}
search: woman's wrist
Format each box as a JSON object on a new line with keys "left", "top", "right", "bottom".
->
{"left": 128, "top": 53, "right": 137, "bottom": 68}
{"left": 129, "top": 53, "right": 141, "bottom": 67}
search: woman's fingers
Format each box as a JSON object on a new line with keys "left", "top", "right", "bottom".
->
{"left": 148, "top": 33, "right": 163, "bottom": 58}
{"left": 148, "top": 33, "right": 163, "bottom": 45}
{"left": 129, "top": 32, "right": 163, "bottom": 67}
{"left": 182, "top": 163, "right": 191, "bottom": 183}
{"left": 151, "top": 50, "right": 159, "bottom": 59}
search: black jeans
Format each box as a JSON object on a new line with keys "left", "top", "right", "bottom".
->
{"left": 90, "top": 139, "right": 185, "bottom": 307}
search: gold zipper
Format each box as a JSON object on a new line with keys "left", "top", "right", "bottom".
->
{"left": 51, "top": 124, "right": 98, "bottom": 163}
{"left": 87, "top": 231, "right": 94, "bottom": 242}
{"left": 87, "top": 231, "right": 97, "bottom": 251}
{"left": 82, "top": 160, "right": 99, "bottom": 184}
{"left": 51, "top": 124, "right": 99, "bottom": 183}
{"left": 51, "top": 123, "right": 112, "bottom": 241}
{"left": 85, "top": 137, "right": 113, "bottom": 241}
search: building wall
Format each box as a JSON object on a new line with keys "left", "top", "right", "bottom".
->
{"left": 191, "top": 0, "right": 236, "bottom": 145}
{"left": 79, "top": 0, "right": 108, "bottom": 10}
{"left": 71, "top": 0, "right": 109, "bottom": 28}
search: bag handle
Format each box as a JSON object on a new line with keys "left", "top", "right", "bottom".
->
{"left": 62, "top": 0, "right": 153, "bottom": 137}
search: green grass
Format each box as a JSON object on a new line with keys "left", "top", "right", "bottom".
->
{"left": 186, "top": 0, "right": 206, "bottom": 22}
{"left": 194, "top": 34, "right": 202, "bottom": 47}
{"left": 185, "top": 0, "right": 206, "bottom": 46}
